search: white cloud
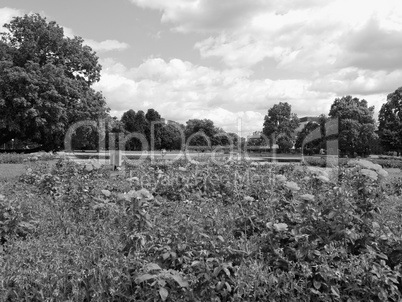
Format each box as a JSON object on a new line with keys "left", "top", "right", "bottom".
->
{"left": 63, "top": 26, "right": 129, "bottom": 52}
{"left": 130, "top": 0, "right": 269, "bottom": 33}
{"left": 0, "top": 7, "right": 23, "bottom": 32}
{"left": 311, "top": 68, "right": 402, "bottom": 96}
{"left": 130, "top": 0, "right": 402, "bottom": 76}
{"left": 85, "top": 39, "right": 129, "bottom": 52}
{"left": 93, "top": 57, "right": 340, "bottom": 135}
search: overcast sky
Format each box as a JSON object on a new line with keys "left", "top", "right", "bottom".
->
{"left": 1, "top": 0, "right": 402, "bottom": 135}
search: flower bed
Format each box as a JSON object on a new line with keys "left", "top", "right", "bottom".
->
{"left": 1, "top": 159, "right": 402, "bottom": 301}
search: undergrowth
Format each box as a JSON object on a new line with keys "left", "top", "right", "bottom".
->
{"left": 1, "top": 158, "right": 402, "bottom": 301}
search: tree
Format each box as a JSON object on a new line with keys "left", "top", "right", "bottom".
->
{"left": 185, "top": 119, "right": 218, "bottom": 148}
{"left": 145, "top": 108, "right": 162, "bottom": 150}
{"left": 160, "top": 122, "right": 184, "bottom": 150}
{"left": 378, "top": 87, "right": 402, "bottom": 155}
{"left": 0, "top": 14, "right": 109, "bottom": 150}
{"left": 329, "top": 96, "right": 377, "bottom": 157}
{"left": 125, "top": 110, "right": 147, "bottom": 150}
{"left": 71, "top": 125, "right": 99, "bottom": 150}
{"left": 121, "top": 109, "right": 136, "bottom": 132}
{"left": 262, "top": 102, "right": 299, "bottom": 152}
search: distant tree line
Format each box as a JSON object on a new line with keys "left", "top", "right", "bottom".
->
{"left": 257, "top": 96, "right": 380, "bottom": 157}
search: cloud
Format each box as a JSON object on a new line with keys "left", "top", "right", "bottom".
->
{"left": 85, "top": 39, "right": 129, "bottom": 52}
{"left": 0, "top": 7, "right": 23, "bottom": 32}
{"left": 93, "top": 57, "right": 340, "bottom": 135}
{"left": 61, "top": 26, "right": 129, "bottom": 52}
{"left": 339, "top": 17, "right": 402, "bottom": 71}
{"left": 311, "top": 68, "right": 402, "bottom": 96}
{"left": 129, "top": 0, "right": 269, "bottom": 33}
{"left": 130, "top": 0, "right": 402, "bottom": 75}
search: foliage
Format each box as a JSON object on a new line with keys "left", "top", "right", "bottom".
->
{"left": 378, "top": 86, "right": 402, "bottom": 155}
{"left": 262, "top": 102, "right": 299, "bottom": 151}
{"left": 121, "top": 109, "right": 137, "bottom": 133}
{"left": 0, "top": 153, "right": 26, "bottom": 164}
{"left": 185, "top": 119, "right": 217, "bottom": 148}
{"left": 160, "top": 123, "right": 185, "bottom": 151}
{"left": 371, "top": 158, "right": 402, "bottom": 169}
{"left": 295, "top": 121, "right": 321, "bottom": 153}
{"left": 329, "top": 96, "right": 377, "bottom": 157}
{"left": 145, "top": 108, "right": 163, "bottom": 150}
{"left": 303, "top": 157, "right": 349, "bottom": 168}
{"left": 2, "top": 158, "right": 402, "bottom": 301}
{"left": 0, "top": 152, "right": 57, "bottom": 163}
{"left": 0, "top": 13, "right": 109, "bottom": 150}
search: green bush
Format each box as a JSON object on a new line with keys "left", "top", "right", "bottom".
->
{"left": 0, "top": 152, "right": 57, "bottom": 164}
{"left": 2, "top": 159, "right": 402, "bottom": 301}
{"left": 371, "top": 158, "right": 402, "bottom": 169}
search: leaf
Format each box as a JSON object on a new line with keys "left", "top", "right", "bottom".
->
{"left": 159, "top": 287, "right": 168, "bottom": 301}
{"left": 92, "top": 162, "right": 102, "bottom": 169}
{"left": 313, "top": 280, "right": 321, "bottom": 289}
{"left": 117, "top": 193, "right": 129, "bottom": 202}
{"left": 135, "top": 273, "right": 154, "bottom": 283}
{"left": 162, "top": 252, "right": 170, "bottom": 260}
{"left": 146, "top": 263, "right": 162, "bottom": 271}
{"left": 273, "top": 223, "right": 288, "bottom": 232}
{"left": 331, "top": 286, "right": 340, "bottom": 298}
{"left": 217, "top": 235, "right": 225, "bottom": 242}
{"left": 327, "top": 211, "right": 336, "bottom": 219}
{"left": 225, "top": 282, "right": 232, "bottom": 292}
{"left": 101, "top": 190, "right": 111, "bottom": 197}
{"left": 170, "top": 272, "right": 189, "bottom": 287}
{"left": 213, "top": 267, "right": 222, "bottom": 277}
{"left": 191, "top": 261, "right": 202, "bottom": 267}
{"left": 223, "top": 267, "right": 231, "bottom": 277}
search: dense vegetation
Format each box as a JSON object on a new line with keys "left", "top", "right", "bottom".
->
{"left": 1, "top": 158, "right": 402, "bottom": 301}
{"left": 0, "top": 14, "right": 109, "bottom": 151}
{"left": 378, "top": 87, "right": 402, "bottom": 156}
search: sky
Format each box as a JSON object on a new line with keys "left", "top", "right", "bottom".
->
{"left": 1, "top": 0, "right": 402, "bottom": 136}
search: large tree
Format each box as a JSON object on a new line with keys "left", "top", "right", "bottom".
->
{"left": 378, "top": 87, "right": 402, "bottom": 155}
{"left": 329, "top": 96, "right": 377, "bottom": 157}
{"left": 0, "top": 14, "right": 109, "bottom": 150}
{"left": 262, "top": 102, "right": 299, "bottom": 152}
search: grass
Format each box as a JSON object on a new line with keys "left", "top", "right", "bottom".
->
{"left": 0, "top": 164, "right": 27, "bottom": 179}
{"left": 0, "top": 153, "right": 27, "bottom": 164}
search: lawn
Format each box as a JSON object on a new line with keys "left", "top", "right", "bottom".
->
{"left": 1, "top": 157, "right": 402, "bottom": 301}
{"left": 0, "top": 164, "right": 26, "bottom": 179}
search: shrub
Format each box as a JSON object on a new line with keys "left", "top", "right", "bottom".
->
{"left": 2, "top": 159, "right": 402, "bottom": 300}
{"left": 0, "top": 153, "right": 26, "bottom": 164}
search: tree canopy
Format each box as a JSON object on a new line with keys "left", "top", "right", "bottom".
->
{"left": 378, "top": 86, "right": 402, "bottom": 155}
{"left": 0, "top": 13, "right": 109, "bottom": 150}
{"left": 329, "top": 96, "right": 377, "bottom": 156}
{"left": 121, "top": 109, "right": 136, "bottom": 133}
{"left": 262, "top": 102, "right": 299, "bottom": 152}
